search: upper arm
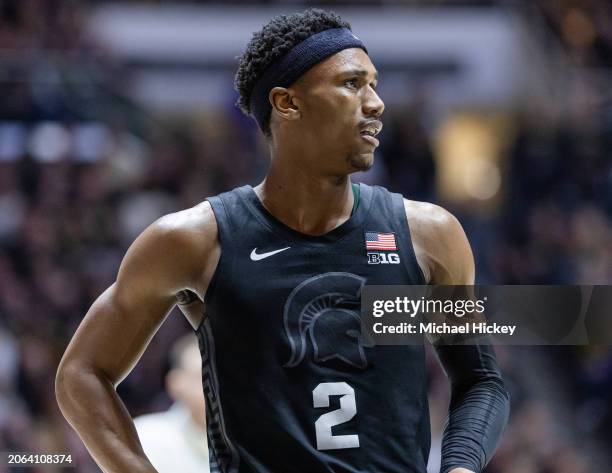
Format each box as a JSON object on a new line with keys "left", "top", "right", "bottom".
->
{"left": 404, "top": 199, "right": 475, "bottom": 285}
{"left": 59, "top": 202, "right": 217, "bottom": 386}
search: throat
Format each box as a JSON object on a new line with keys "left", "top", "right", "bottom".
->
{"left": 254, "top": 180, "right": 357, "bottom": 236}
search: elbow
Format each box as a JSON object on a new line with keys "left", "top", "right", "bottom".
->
{"left": 489, "top": 375, "right": 511, "bottom": 407}
{"left": 484, "top": 373, "right": 509, "bottom": 396}
{"left": 450, "top": 376, "right": 511, "bottom": 414}
{"left": 55, "top": 359, "right": 80, "bottom": 415}
{"left": 55, "top": 357, "right": 97, "bottom": 415}
{"left": 55, "top": 356, "right": 116, "bottom": 418}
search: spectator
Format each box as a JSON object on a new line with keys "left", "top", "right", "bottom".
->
{"left": 134, "top": 335, "right": 209, "bottom": 473}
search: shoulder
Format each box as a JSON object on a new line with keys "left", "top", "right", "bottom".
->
{"left": 154, "top": 200, "right": 217, "bottom": 239}
{"left": 403, "top": 199, "right": 465, "bottom": 243}
{"left": 402, "top": 199, "right": 474, "bottom": 284}
{"left": 139, "top": 201, "right": 218, "bottom": 266}
{"left": 116, "top": 200, "right": 219, "bottom": 297}
{"left": 148, "top": 200, "right": 219, "bottom": 284}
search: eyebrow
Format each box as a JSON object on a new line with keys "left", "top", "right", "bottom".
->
{"left": 342, "top": 69, "right": 379, "bottom": 82}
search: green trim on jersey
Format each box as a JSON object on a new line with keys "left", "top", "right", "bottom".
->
{"left": 351, "top": 182, "right": 360, "bottom": 216}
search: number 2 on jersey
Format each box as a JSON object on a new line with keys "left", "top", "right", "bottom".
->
{"left": 312, "top": 382, "right": 360, "bottom": 451}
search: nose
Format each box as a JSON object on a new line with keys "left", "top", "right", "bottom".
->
{"left": 362, "top": 87, "right": 385, "bottom": 118}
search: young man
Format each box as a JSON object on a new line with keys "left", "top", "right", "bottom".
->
{"left": 56, "top": 9, "right": 509, "bottom": 473}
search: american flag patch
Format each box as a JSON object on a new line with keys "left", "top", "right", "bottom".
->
{"left": 365, "top": 232, "right": 397, "bottom": 251}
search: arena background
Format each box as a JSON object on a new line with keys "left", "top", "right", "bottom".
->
{"left": 0, "top": 0, "right": 610, "bottom": 471}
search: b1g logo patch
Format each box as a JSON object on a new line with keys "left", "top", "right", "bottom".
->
{"left": 367, "top": 252, "right": 400, "bottom": 265}
{"left": 364, "top": 231, "right": 401, "bottom": 265}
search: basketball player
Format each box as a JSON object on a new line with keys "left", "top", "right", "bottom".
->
{"left": 56, "top": 9, "right": 509, "bottom": 473}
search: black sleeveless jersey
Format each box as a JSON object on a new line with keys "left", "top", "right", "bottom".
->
{"left": 196, "top": 183, "right": 430, "bottom": 473}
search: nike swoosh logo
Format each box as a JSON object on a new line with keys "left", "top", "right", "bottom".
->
{"left": 250, "top": 247, "right": 291, "bottom": 261}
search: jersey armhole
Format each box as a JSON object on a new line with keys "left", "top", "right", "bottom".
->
{"left": 392, "top": 193, "right": 428, "bottom": 285}
{"left": 196, "top": 195, "right": 235, "bottom": 333}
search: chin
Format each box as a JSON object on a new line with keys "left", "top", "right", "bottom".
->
{"left": 348, "top": 152, "right": 375, "bottom": 172}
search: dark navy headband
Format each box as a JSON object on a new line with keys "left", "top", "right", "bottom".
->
{"left": 249, "top": 27, "right": 368, "bottom": 132}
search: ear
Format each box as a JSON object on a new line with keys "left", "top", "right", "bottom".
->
{"left": 269, "top": 87, "right": 301, "bottom": 122}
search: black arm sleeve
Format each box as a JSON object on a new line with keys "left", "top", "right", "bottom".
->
{"left": 434, "top": 343, "right": 510, "bottom": 473}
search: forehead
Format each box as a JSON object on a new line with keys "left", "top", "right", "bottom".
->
{"left": 300, "top": 48, "right": 377, "bottom": 83}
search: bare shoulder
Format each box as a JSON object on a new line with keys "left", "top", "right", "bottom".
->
{"left": 403, "top": 199, "right": 464, "bottom": 243}
{"left": 402, "top": 199, "right": 474, "bottom": 284}
{"left": 117, "top": 200, "right": 219, "bottom": 299}
{"left": 152, "top": 200, "right": 218, "bottom": 250}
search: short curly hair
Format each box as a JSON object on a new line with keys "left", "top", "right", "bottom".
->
{"left": 234, "top": 8, "right": 351, "bottom": 134}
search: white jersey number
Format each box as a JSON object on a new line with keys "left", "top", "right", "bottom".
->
{"left": 312, "top": 382, "right": 360, "bottom": 451}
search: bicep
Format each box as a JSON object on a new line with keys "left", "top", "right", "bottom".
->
{"left": 436, "top": 213, "right": 474, "bottom": 284}
{"left": 60, "top": 221, "right": 194, "bottom": 386}
{"left": 63, "top": 283, "right": 175, "bottom": 386}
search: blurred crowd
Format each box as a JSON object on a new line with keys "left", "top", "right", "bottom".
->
{"left": 0, "top": 1, "right": 611, "bottom": 472}
{"left": 537, "top": 0, "right": 612, "bottom": 68}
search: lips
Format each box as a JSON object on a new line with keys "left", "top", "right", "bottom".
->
{"left": 359, "top": 120, "right": 382, "bottom": 147}
{"left": 361, "top": 134, "right": 380, "bottom": 147}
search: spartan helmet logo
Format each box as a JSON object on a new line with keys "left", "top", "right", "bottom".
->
{"left": 283, "top": 272, "right": 371, "bottom": 370}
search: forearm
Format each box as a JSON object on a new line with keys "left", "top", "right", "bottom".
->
{"left": 440, "top": 378, "right": 509, "bottom": 473}
{"left": 435, "top": 344, "right": 510, "bottom": 473}
{"left": 56, "top": 363, "right": 156, "bottom": 473}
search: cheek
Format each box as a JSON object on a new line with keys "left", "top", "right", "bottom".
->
{"left": 305, "top": 91, "right": 355, "bottom": 131}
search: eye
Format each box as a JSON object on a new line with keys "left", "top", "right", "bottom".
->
{"left": 345, "top": 78, "right": 359, "bottom": 89}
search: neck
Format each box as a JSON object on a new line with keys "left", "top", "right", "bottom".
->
{"left": 254, "top": 155, "right": 354, "bottom": 236}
